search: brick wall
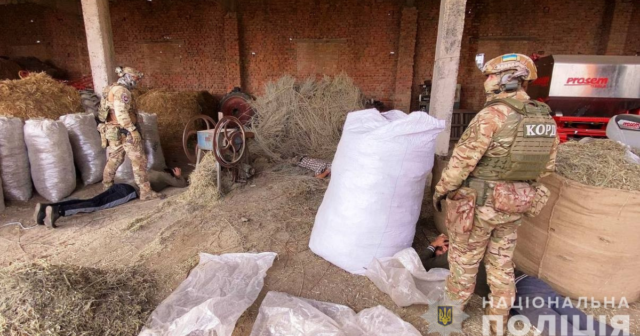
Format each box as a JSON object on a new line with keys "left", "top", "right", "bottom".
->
{"left": 0, "top": 3, "right": 89, "bottom": 79}
{"left": 1, "top": 0, "right": 638, "bottom": 111}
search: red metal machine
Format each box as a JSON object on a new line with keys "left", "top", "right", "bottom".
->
{"left": 527, "top": 55, "right": 640, "bottom": 142}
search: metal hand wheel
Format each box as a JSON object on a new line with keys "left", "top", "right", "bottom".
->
{"left": 182, "top": 114, "right": 216, "bottom": 163}
{"left": 213, "top": 116, "right": 246, "bottom": 168}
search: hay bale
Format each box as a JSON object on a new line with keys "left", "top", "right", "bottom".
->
{"left": 556, "top": 139, "right": 640, "bottom": 191}
{"left": 136, "top": 89, "right": 208, "bottom": 161}
{"left": 0, "top": 261, "right": 156, "bottom": 336}
{"left": 250, "top": 73, "right": 364, "bottom": 161}
{"left": 0, "top": 58, "right": 21, "bottom": 80}
{"left": 0, "top": 73, "right": 82, "bottom": 120}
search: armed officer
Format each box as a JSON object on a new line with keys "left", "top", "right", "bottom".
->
{"left": 433, "top": 54, "right": 559, "bottom": 335}
{"left": 98, "top": 66, "right": 163, "bottom": 201}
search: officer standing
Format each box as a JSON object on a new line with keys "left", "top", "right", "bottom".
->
{"left": 433, "top": 54, "right": 559, "bottom": 335}
{"left": 98, "top": 66, "right": 163, "bottom": 201}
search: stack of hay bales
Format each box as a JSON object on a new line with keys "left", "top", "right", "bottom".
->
{"left": 250, "top": 74, "right": 364, "bottom": 161}
{"left": 0, "top": 74, "right": 82, "bottom": 202}
{"left": 514, "top": 139, "right": 640, "bottom": 303}
{"left": 0, "top": 72, "right": 82, "bottom": 120}
{"left": 136, "top": 89, "right": 216, "bottom": 163}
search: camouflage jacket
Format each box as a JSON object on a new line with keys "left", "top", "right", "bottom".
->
{"left": 434, "top": 90, "right": 559, "bottom": 198}
{"left": 101, "top": 84, "right": 138, "bottom": 133}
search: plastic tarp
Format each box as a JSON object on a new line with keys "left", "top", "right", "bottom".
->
{"left": 115, "top": 112, "right": 167, "bottom": 182}
{"left": 250, "top": 291, "right": 421, "bottom": 336}
{"left": 59, "top": 113, "right": 106, "bottom": 185}
{"left": 139, "top": 252, "right": 277, "bottom": 336}
{"left": 514, "top": 173, "right": 640, "bottom": 303}
{"left": 24, "top": 119, "right": 76, "bottom": 202}
{"left": 309, "top": 109, "right": 445, "bottom": 274}
{"left": 365, "top": 248, "right": 449, "bottom": 307}
{"left": 0, "top": 117, "right": 32, "bottom": 201}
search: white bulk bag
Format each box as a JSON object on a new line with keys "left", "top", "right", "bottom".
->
{"left": 24, "top": 119, "right": 76, "bottom": 202}
{"left": 0, "top": 117, "right": 32, "bottom": 201}
{"left": 309, "top": 109, "right": 445, "bottom": 274}
{"left": 59, "top": 113, "right": 106, "bottom": 185}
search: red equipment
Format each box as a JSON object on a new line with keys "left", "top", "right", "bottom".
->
{"left": 528, "top": 55, "right": 640, "bottom": 142}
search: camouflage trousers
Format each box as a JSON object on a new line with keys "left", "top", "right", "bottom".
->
{"left": 445, "top": 207, "right": 521, "bottom": 315}
{"left": 103, "top": 134, "right": 152, "bottom": 196}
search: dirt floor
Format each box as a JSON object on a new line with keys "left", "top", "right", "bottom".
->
{"left": 0, "top": 164, "right": 638, "bottom": 336}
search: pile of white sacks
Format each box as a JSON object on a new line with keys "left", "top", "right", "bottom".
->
{"left": 0, "top": 112, "right": 165, "bottom": 210}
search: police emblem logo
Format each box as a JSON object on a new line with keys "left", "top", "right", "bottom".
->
{"left": 121, "top": 93, "right": 129, "bottom": 103}
{"left": 438, "top": 306, "right": 453, "bottom": 326}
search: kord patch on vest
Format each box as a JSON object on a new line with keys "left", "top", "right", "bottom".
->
{"left": 121, "top": 93, "right": 129, "bottom": 103}
{"left": 523, "top": 123, "right": 556, "bottom": 137}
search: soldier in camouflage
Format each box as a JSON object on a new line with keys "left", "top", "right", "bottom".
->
{"left": 98, "top": 66, "right": 163, "bottom": 201}
{"left": 433, "top": 54, "right": 559, "bottom": 335}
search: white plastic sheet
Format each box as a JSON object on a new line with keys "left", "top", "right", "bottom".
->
{"left": 24, "top": 119, "right": 76, "bottom": 202}
{"left": 365, "top": 247, "right": 449, "bottom": 307}
{"left": 249, "top": 291, "right": 421, "bottom": 336}
{"left": 59, "top": 113, "right": 106, "bottom": 185}
{"left": 115, "top": 112, "right": 167, "bottom": 182}
{"left": 309, "top": 109, "right": 445, "bottom": 274}
{"left": 139, "top": 252, "right": 277, "bottom": 336}
{"left": 0, "top": 117, "right": 32, "bottom": 202}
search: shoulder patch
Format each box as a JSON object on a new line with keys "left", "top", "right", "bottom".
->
{"left": 121, "top": 92, "right": 129, "bottom": 103}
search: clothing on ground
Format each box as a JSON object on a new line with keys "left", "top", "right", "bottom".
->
{"left": 53, "top": 184, "right": 137, "bottom": 216}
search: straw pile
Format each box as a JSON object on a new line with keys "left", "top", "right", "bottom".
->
{"left": 556, "top": 139, "right": 640, "bottom": 191}
{"left": 0, "top": 58, "right": 21, "bottom": 80}
{"left": 0, "top": 73, "right": 81, "bottom": 119}
{"left": 250, "top": 74, "right": 364, "bottom": 161}
{"left": 0, "top": 262, "right": 156, "bottom": 336}
{"left": 177, "top": 152, "right": 220, "bottom": 206}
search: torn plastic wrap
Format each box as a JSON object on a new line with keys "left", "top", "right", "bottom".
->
{"left": 249, "top": 291, "right": 422, "bottom": 336}
{"left": 139, "top": 252, "right": 277, "bottom": 336}
{"left": 115, "top": 112, "right": 167, "bottom": 182}
{"left": 59, "top": 113, "right": 106, "bottom": 185}
{"left": 365, "top": 248, "right": 449, "bottom": 307}
{"left": 0, "top": 117, "right": 32, "bottom": 202}
{"left": 24, "top": 119, "right": 76, "bottom": 202}
{"left": 309, "top": 109, "right": 445, "bottom": 274}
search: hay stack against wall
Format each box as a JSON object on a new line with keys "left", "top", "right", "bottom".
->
{"left": 250, "top": 74, "right": 364, "bottom": 161}
{"left": 136, "top": 89, "right": 213, "bottom": 162}
{"left": 0, "top": 73, "right": 81, "bottom": 120}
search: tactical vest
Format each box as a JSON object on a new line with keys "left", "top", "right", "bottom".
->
{"left": 98, "top": 84, "right": 136, "bottom": 125}
{"left": 472, "top": 98, "right": 556, "bottom": 181}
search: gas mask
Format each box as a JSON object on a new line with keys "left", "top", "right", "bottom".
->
{"left": 117, "top": 73, "right": 139, "bottom": 90}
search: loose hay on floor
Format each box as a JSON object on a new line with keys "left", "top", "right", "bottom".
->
{"left": 177, "top": 152, "right": 220, "bottom": 206}
{"left": 0, "top": 261, "right": 156, "bottom": 336}
{"left": 556, "top": 139, "right": 640, "bottom": 191}
{"left": 250, "top": 73, "right": 364, "bottom": 161}
{"left": 0, "top": 73, "right": 82, "bottom": 119}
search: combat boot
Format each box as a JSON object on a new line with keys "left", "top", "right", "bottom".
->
{"left": 33, "top": 203, "right": 47, "bottom": 225}
{"left": 485, "top": 306, "right": 509, "bottom": 336}
{"left": 44, "top": 205, "right": 61, "bottom": 228}
{"left": 139, "top": 182, "right": 165, "bottom": 201}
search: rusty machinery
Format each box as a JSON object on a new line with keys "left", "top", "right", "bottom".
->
{"left": 182, "top": 88, "right": 256, "bottom": 189}
{"left": 527, "top": 55, "right": 640, "bottom": 142}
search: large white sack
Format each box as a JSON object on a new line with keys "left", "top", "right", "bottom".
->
{"left": 59, "top": 113, "right": 106, "bottom": 185}
{"left": 139, "top": 252, "right": 277, "bottom": 336}
{"left": 0, "top": 117, "right": 32, "bottom": 201}
{"left": 365, "top": 247, "right": 449, "bottom": 307}
{"left": 249, "top": 291, "right": 421, "bottom": 336}
{"left": 115, "top": 112, "right": 167, "bottom": 182}
{"left": 24, "top": 119, "right": 76, "bottom": 202}
{"left": 309, "top": 109, "right": 445, "bottom": 274}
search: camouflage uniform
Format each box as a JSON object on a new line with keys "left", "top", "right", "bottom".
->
{"left": 433, "top": 54, "right": 559, "bottom": 329}
{"left": 98, "top": 67, "right": 162, "bottom": 201}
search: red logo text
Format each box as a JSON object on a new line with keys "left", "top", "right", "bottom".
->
{"left": 565, "top": 77, "right": 608, "bottom": 88}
